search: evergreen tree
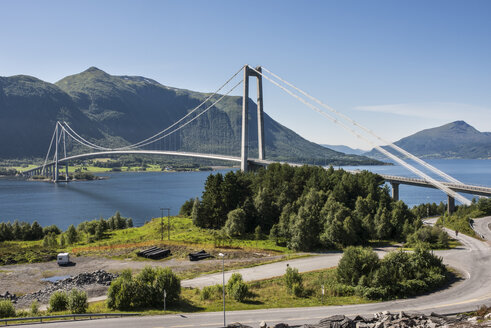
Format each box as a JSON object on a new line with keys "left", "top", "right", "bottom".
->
{"left": 66, "top": 224, "right": 78, "bottom": 244}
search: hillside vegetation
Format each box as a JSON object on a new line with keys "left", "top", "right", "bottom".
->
{"left": 0, "top": 67, "right": 380, "bottom": 165}
{"left": 365, "top": 121, "right": 491, "bottom": 159}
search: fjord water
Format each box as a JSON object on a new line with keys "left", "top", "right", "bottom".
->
{"left": 0, "top": 160, "right": 490, "bottom": 230}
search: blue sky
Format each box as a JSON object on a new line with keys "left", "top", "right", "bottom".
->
{"left": 1, "top": 0, "right": 490, "bottom": 150}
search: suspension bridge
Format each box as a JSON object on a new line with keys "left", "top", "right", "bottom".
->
{"left": 21, "top": 65, "right": 491, "bottom": 213}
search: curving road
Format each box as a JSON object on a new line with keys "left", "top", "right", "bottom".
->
{"left": 18, "top": 217, "right": 491, "bottom": 328}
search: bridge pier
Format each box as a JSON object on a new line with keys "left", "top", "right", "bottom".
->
{"left": 241, "top": 66, "right": 249, "bottom": 172}
{"left": 447, "top": 195, "right": 455, "bottom": 214}
{"left": 241, "top": 65, "right": 265, "bottom": 172}
{"left": 390, "top": 182, "right": 399, "bottom": 201}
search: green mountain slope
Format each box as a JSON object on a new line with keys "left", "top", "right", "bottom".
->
{"left": 1, "top": 67, "right": 380, "bottom": 165}
{"left": 364, "top": 121, "right": 491, "bottom": 159}
{"left": 0, "top": 75, "right": 101, "bottom": 158}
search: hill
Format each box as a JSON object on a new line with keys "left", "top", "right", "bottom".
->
{"left": 0, "top": 68, "right": 380, "bottom": 165}
{"left": 322, "top": 144, "right": 366, "bottom": 155}
{"left": 364, "top": 121, "right": 491, "bottom": 159}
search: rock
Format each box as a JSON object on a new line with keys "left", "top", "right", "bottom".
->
{"left": 320, "top": 315, "right": 346, "bottom": 323}
{"left": 259, "top": 321, "right": 267, "bottom": 328}
{"left": 227, "top": 323, "right": 253, "bottom": 328}
{"left": 273, "top": 324, "right": 289, "bottom": 328}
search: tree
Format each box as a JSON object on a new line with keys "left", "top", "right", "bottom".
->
{"left": 68, "top": 289, "right": 88, "bottom": 314}
{"left": 223, "top": 208, "right": 246, "bottom": 237}
{"left": 179, "top": 198, "right": 194, "bottom": 217}
{"left": 254, "top": 225, "right": 263, "bottom": 240}
{"left": 226, "top": 273, "right": 249, "bottom": 302}
{"left": 30, "top": 221, "right": 44, "bottom": 240}
{"left": 337, "top": 246, "right": 380, "bottom": 286}
{"left": 254, "top": 188, "right": 278, "bottom": 233}
{"left": 66, "top": 224, "right": 78, "bottom": 244}
{"left": 191, "top": 198, "right": 203, "bottom": 227}
{"left": 49, "top": 291, "right": 68, "bottom": 312}
{"left": 289, "top": 189, "right": 327, "bottom": 250}
{"left": 284, "top": 266, "right": 303, "bottom": 296}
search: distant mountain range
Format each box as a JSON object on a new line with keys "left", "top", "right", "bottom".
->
{"left": 322, "top": 145, "right": 366, "bottom": 156}
{"left": 364, "top": 121, "right": 491, "bottom": 159}
{"left": 0, "top": 67, "right": 380, "bottom": 165}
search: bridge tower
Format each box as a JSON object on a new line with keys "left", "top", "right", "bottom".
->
{"left": 241, "top": 65, "right": 265, "bottom": 172}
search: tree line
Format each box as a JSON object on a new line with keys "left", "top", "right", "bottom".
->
{"left": 0, "top": 211, "right": 133, "bottom": 245}
{"left": 181, "top": 164, "right": 430, "bottom": 251}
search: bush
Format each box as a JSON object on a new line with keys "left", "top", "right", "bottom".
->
{"left": 107, "top": 266, "right": 181, "bottom": 310}
{"left": 223, "top": 208, "right": 246, "bottom": 237}
{"left": 68, "top": 289, "right": 88, "bottom": 314}
{"left": 291, "top": 282, "right": 304, "bottom": 297}
{"left": 30, "top": 300, "right": 39, "bottom": 315}
{"left": 0, "top": 300, "right": 16, "bottom": 318}
{"left": 49, "top": 291, "right": 68, "bottom": 312}
{"left": 337, "top": 246, "right": 380, "bottom": 286}
{"left": 200, "top": 285, "right": 222, "bottom": 301}
{"left": 226, "top": 273, "right": 248, "bottom": 302}
{"left": 285, "top": 266, "right": 303, "bottom": 296}
{"left": 229, "top": 281, "right": 249, "bottom": 301}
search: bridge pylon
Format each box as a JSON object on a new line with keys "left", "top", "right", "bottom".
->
{"left": 241, "top": 65, "right": 265, "bottom": 172}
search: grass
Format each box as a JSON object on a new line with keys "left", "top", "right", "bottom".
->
{"left": 437, "top": 216, "right": 478, "bottom": 239}
{"left": 8, "top": 162, "right": 205, "bottom": 174}
{"left": 70, "top": 216, "right": 290, "bottom": 257}
{"left": 0, "top": 217, "right": 291, "bottom": 268}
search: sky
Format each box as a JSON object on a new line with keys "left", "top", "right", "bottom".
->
{"left": 1, "top": 0, "right": 490, "bottom": 150}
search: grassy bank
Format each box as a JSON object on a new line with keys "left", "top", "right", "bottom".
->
{"left": 0, "top": 217, "right": 291, "bottom": 266}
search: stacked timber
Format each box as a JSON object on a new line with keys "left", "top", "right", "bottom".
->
{"left": 137, "top": 246, "right": 171, "bottom": 260}
{"left": 188, "top": 250, "right": 213, "bottom": 261}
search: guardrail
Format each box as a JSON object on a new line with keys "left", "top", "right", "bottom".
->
{"left": 1, "top": 313, "right": 139, "bottom": 326}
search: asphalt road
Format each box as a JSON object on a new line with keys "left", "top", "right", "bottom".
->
{"left": 18, "top": 217, "right": 491, "bottom": 328}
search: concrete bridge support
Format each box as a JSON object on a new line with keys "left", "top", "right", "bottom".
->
{"left": 391, "top": 182, "right": 399, "bottom": 201}
{"left": 241, "top": 65, "right": 265, "bottom": 172}
{"left": 447, "top": 195, "right": 455, "bottom": 214}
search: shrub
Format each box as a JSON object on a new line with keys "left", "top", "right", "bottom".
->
{"left": 107, "top": 266, "right": 181, "bottom": 310}
{"left": 223, "top": 208, "right": 246, "bottom": 237}
{"left": 0, "top": 300, "right": 16, "bottom": 318}
{"left": 229, "top": 281, "right": 249, "bottom": 301}
{"left": 68, "top": 289, "right": 88, "bottom": 314}
{"left": 291, "top": 282, "right": 304, "bottom": 297}
{"left": 49, "top": 291, "right": 68, "bottom": 312}
{"left": 285, "top": 266, "right": 303, "bottom": 296}
{"left": 226, "top": 273, "right": 248, "bottom": 302}
{"left": 30, "top": 300, "right": 39, "bottom": 315}
{"left": 107, "top": 276, "right": 136, "bottom": 310}
{"left": 337, "top": 246, "right": 380, "bottom": 286}
{"left": 200, "top": 285, "right": 223, "bottom": 301}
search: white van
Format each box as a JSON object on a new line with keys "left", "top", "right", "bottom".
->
{"left": 57, "top": 253, "right": 70, "bottom": 266}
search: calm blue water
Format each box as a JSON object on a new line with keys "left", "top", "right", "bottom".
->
{"left": 0, "top": 160, "right": 489, "bottom": 230}
{"left": 340, "top": 159, "right": 491, "bottom": 207}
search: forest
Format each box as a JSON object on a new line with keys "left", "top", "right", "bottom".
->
{"left": 182, "top": 164, "right": 436, "bottom": 251}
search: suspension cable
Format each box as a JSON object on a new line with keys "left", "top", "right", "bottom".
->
{"left": 248, "top": 66, "right": 471, "bottom": 205}
{"left": 260, "top": 67, "right": 462, "bottom": 185}
{"left": 42, "top": 124, "right": 57, "bottom": 173}
{"left": 126, "top": 79, "right": 243, "bottom": 149}
{"left": 116, "top": 65, "right": 245, "bottom": 150}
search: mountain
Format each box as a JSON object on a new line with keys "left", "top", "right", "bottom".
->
{"left": 0, "top": 75, "right": 101, "bottom": 158}
{"left": 0, "top": 67, "right": 380, "bottom": 165}
{"left": 322, "top": 144, "right": 366, "bottom": 156}
{"left": 364, "top": 121, "right": 491, "bottom": 159}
